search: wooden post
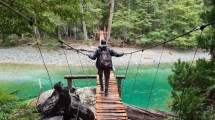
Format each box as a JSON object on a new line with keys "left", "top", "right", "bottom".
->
{"left": 117, "top": 78, "right": 122, "bottom": 98}
{"left": 67, "top": 79, "right": 72, "bottom": 90}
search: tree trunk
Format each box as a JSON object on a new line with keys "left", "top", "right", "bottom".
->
{"left": 69, "top": 27, "right": 72, "bottom": 40}
{"left": 63, "top": 26, "right": 69, "bottom": 41}
{"left": 73, "top": 23, "right": 77, "bottom": 41}
{"left": 33, "top": 26, "right": 41, "bottom": 44}
{"left": 79, "top": 0, "right": 88, "bottom": 40}
{"left": 107, "top": 0, "right": 115, "bottom": 41}
{"left": 124, "top": 104, "right": 178, "bottom": 120}
{"left": 32, "top": 15, "right": 41, "bottom": 45}
{"left": 82, "top": 21, "right": 88, "bottom": 40}
{"left": 32, "top": 15, "right": 41, "bottom": 40}
{"left": 57, "top": 26, "right": 61, "bottom": 40}
{"left": 210, "top": 48, "right": 215, "bottom": 60}
{"left": 2, "top": 28, "right": 5, "bottom": 44}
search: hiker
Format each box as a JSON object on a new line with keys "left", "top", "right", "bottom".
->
{"left": 88, "top": 39, "right": 124, "bottom": 96}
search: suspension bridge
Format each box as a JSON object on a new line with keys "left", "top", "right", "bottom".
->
{"left": 65, "top": 73, "right": 127, "bottom": 119}
{"left": 0, "top": 0, "right": 214, "bottom": 119}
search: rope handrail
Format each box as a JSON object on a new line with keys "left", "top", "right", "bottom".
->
{"left": 146, "top": 44, "right": 165, "bottom": 109}
{"left": 1, "top": 0, "right": 215, "bottom": 56}
{"left": 1, "top": 0, "right": 215, "bottom": 111}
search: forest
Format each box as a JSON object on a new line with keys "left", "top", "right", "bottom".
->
{"left": 0, "top": 0, "right": 204, "bottom": 49}
{"left": 0, "top": 0, "right": 215, "bottom": 120}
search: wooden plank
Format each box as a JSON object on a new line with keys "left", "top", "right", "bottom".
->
{"left": 95, "top": 72, "right": 128, "bottom": 120}
{"left": 96, "top": 116, "right": 128, "bottom": 120}
{"left": 96, "top": 100, "right": 121, "bottom": 102}
{"left": 96, "top": 109, "right": 126, "bottom": 113}
{"left": 96, "top": 106, "right": 125, "bottom": 109}
{"left": 64, "top": 75, "right": 96, "bottom": 79}
{"left": 96, "top": 113, "right": 127, "bottom": 116}
{"left": 64, "top": 75, "right": 125, "bottom": 79}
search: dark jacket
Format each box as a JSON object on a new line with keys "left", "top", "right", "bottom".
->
{"left": 88, "top": 46, "right": 124, "bottom": 69}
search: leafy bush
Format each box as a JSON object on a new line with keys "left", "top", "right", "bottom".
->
{"left": 168, "top": 59, "right": 215, "bottom": 120}
{"left": 135, "top": 37, "right": 151, "bottom": 45}
{"left": 0, "top": 90, "right": 38, "bottom": 120}
{"left": 83, "top": 39, "right": 93, "bottom": 46}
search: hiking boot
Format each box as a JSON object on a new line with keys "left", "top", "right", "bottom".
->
{"left": 105, "top": 91, "right": 108, "bottom": 96}
{"left": 100, "top": 86, "right": 104, "bottom": 91}
{"left": 105, "top": 88, "right": 108, "bottom": 96}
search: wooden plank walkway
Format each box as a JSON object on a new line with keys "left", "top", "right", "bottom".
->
{"left": 95, "top": 72, "right": 128, "bottom": 120}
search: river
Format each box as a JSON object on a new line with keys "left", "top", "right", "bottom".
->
{"left": 0, "top": 63, "right": 173, "bottom": 111}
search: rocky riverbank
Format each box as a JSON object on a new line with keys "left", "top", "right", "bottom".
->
{"left": 31, "top": 87, "right": 177, "bottom": 120}
{"left": 0, "top": 45, "right": 211, "bottom": 66}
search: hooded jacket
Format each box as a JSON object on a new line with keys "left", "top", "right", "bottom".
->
{"left": 88, "top": 46, "right": 124, "bottom": 69}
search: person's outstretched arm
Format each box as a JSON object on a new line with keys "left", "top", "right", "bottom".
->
{"left": 88, "top": 48, "right": 99, "bottom": 60}
{"left": 109, "top": 48, "right": 124, "bottom": 57}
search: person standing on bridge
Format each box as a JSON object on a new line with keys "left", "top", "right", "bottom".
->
{"left": 88, "top": 40, "right": 124, "bottom": 96}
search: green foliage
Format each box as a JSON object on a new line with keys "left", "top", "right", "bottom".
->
{"left": 83, "top": 39, "right": 93, "bottom": 46}
{"left": 112, "top": 3, "right": 138, "bottom": 42}
{"left": 168, "top": 59, "right": 215, "bottom": 120}
{"left": 199, "top": 0, "right": 215, "bottom": 59}
{"left": 112, "top": 0, "right": 202, "bottom": 48}
{"left": 0, "top": 0, "right": 205, "bottom": 48}
{"left": 135, "top": 37, "right": 150, "bottom": 45}
{"left": 168, "top": 1, "right": 215, "bottom": 119}
{"left": 0, "top": 90, "right": 37, "bottom": 120}
{"left": 165, "top": 0, "right": 202, "bottom": 49}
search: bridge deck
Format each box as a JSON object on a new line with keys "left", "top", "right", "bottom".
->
{"left": 95, "top": 72, "right": 128, "bottom": 120}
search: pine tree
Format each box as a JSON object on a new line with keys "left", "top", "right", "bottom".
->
{"left": 168, "top": 1, "right": 215, "bottom": 119}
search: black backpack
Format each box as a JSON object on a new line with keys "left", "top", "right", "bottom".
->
{"left": 99, "top": 48, "right": 111, "bottom": 67}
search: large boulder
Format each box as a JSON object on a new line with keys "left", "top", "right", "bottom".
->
{"left": 75, "top": 87, "right": 96, "bottom": 113}
{"left": 34, "top": 86, "right": 95, "bottom": 120}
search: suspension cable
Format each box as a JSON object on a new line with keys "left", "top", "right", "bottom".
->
{"left": 178, "top": 31, "right": 204, "bottom": 118}
{"left": 77, "top": 51, "right": 90, "bottom": 86}
{"left": 120, "top": 53, "right": 133, "bottom": 97}
{"left": 1, "top": 0, "right": 215, "bottom": 56}
{"left": 2, "top": 0, "right": 215, "bottom": 55}
{"left": 61, "top": 41, "right": 77, "bottom": 87}
{"left": 33, "top": 25, "right": 53, "bottom": 89}
{"left": 11, "top": 0, "right": 75, "bottom": 86}
{"left": 128, "top": 50, "right": 144, "bottom": 104}
{"left": 62, "top": 49, "right": 73, "bottom": 75}
{"left": 189, "top": 31, "right": 203, "bottom": 68}
{"left": 123, "top": 21, "right": 215, "bottom": 55}
{"left": 124, "top": 53, "right": 132, "bottom": 77}
{"left": 146, "top": 44, "right": 165, "bottom": 110}
{"left": 0, "top": 0, "right": 93, "bottom": 55}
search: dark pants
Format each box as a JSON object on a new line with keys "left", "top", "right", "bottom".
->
{"left": 98, "top": 67, "right": 111, "bottom": 93}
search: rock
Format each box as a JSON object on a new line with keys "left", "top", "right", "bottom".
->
{"left": 35, "top": 84, "right": 95, "bottom": 120}
{"left": 37, "top": 115, "right": 63, "bottom": 120}
{"left": 75, "top": 87, "right": 96, "bottom": 113}
{"left": 29, "top": 90, "right": 54, "bottom": 106}
{"left": 31, "top": 86, "right": 178, "bottom": 120}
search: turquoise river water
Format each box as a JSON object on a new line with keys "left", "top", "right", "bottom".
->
{"left": 0, "top": 63, "right": 173, "bottom": 111}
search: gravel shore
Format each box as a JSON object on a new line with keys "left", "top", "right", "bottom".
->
{"left": 0, "top": 45, "right": 211, "bottom": 66}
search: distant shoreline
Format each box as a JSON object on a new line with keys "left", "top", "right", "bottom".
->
{"left": 0, "top": 46, "right": 210, "bottom": 66}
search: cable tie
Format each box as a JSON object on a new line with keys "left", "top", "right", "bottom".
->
{"left": 200, "top": 25, "right": 206, "bottom": 31}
